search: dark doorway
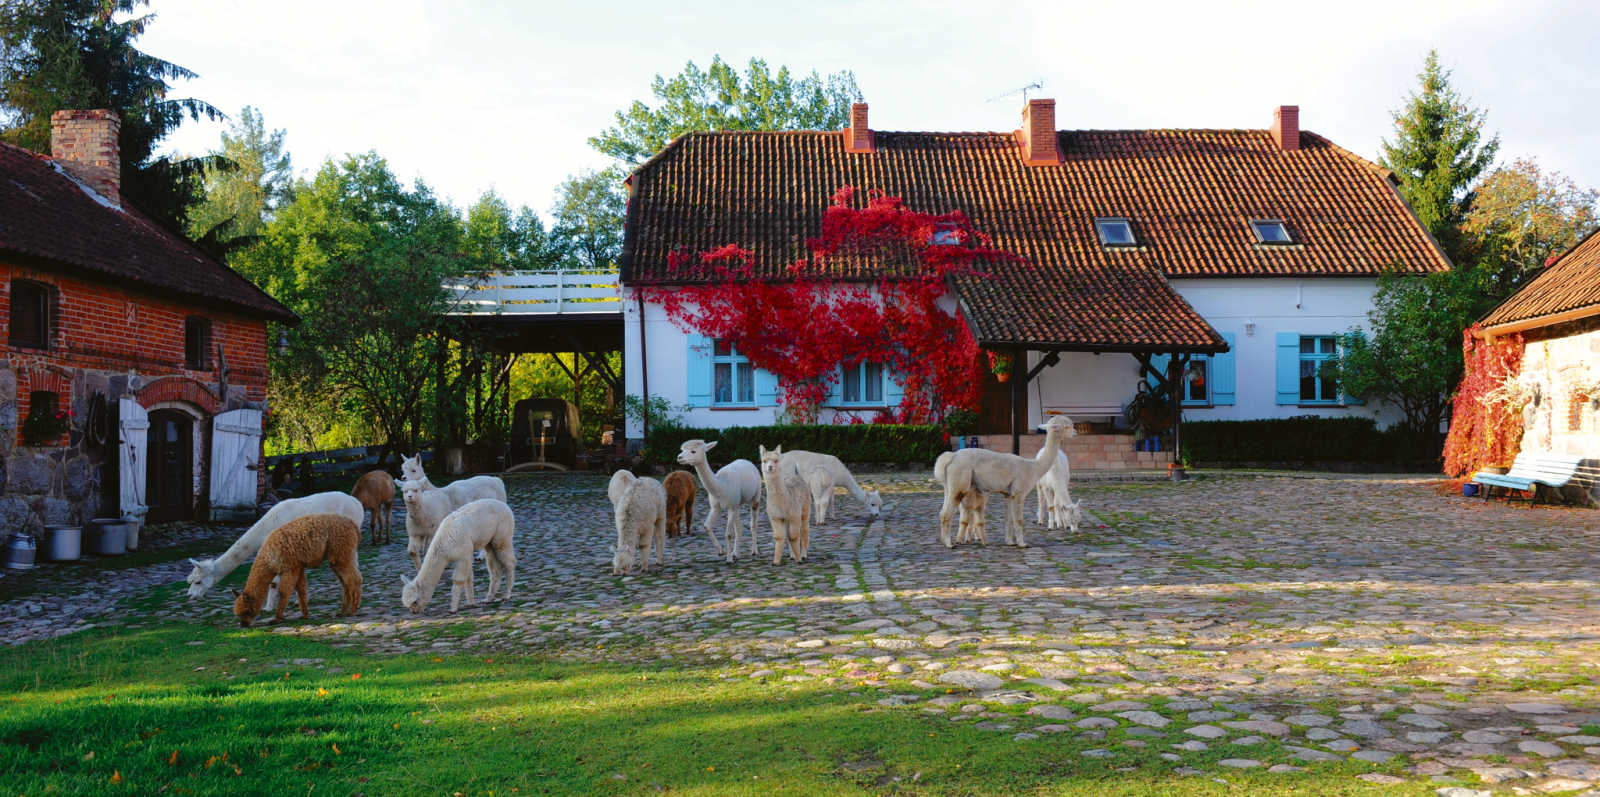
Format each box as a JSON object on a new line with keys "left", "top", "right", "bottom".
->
{"left": 977, "top": 367, "right": 1027, "bottom": 435}
{"left": 146, "top": 410, "right": 194, "bottom": 523}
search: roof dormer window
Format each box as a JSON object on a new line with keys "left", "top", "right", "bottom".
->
{"left": 1095, "top": 218, "right": 1137, "bottom": 247}
{"left": 930, "top": 222, "right": 960, "bottom": 246}
{"left": 1250, "top": 219, "right": 1292, "bottom": 244}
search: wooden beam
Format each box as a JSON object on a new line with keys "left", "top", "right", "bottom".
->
{"left": 1022, "top": 351, "right": 1061, "bottom": 384}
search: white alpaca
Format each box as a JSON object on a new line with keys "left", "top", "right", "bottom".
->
{"left": 939, "top": 415, "right": 1076, "bottom": 548}
{"left": 400, "top": 480, "right": 457, "bottom": 571}
{"left": 934, "top": 451, "right": 989, "bottom": 545}
{"left": 779, "top": 450, "right": 882, "bottom": 521}
{"left": 608, "top": 468, "right": 637, "bottom": 506}
{"left": 806, "top": 467, "right": 835, "bottom": 524}
{"left": 400, "top": 499, "right": 516, "bottom": 614}
{"left": 611, "top": 476, "right": 667, "bottom": 575}
{"left": 677, "top": 440, "right": 762, "bottom": 562}
{"left": 760, "top": 446, "right": 811, "bottom": 565}
{"left": 399, "top": 454, "right": 508, "bottom": 509}
{"left": 1034, "top": 450, "right": 1084, "bottom": 531}
{"left": 185, "top": 492, "right": 364, "bottom": 608}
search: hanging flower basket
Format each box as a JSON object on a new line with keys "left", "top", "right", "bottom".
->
{"left": 21, "top": 409, "right": 73, "bottom": 446}
{"left": 988, "top": 351, "right": 1013, "bottom": 382}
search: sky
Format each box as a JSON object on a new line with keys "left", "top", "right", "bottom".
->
{"left": 141, "top": 0, "right": 1600, "bottom": 217}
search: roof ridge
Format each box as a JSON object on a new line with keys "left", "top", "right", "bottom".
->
{"left": 1300, "top": 130, "right": 1393, "bottom": 180}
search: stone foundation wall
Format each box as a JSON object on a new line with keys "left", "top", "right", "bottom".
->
{"left": 1517, "top": 327, "right": 1600, "bottom": 506}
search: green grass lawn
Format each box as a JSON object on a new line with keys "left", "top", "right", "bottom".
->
{"left": 0, "top": 621, "right": 1449, "bottom": 796}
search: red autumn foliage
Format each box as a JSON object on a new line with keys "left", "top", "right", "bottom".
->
{"left": 639, "top": 187, "right": 1028, "bottom": 422}
{"left": 1442, "top": 324, "right": 1525, "bottom": 476}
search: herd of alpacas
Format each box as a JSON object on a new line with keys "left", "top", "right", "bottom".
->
{"left": 185, "top": 415, "right": 1087, "bottom": 624}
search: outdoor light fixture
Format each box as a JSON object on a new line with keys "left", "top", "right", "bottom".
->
{"left": 277, "top": 328, "right": 289, "bottom": 356}
{"left": 1245, "top": 319, "right": 1256, "bottom": 337}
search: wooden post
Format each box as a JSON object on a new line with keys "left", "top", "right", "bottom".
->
{"left": 1011, "top": 347, "right": 1023, "bottom": 455}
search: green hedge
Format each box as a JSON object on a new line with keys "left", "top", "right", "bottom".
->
{"left": 1181, "top": 416, "right": 1441, "bottom": 464}
{"left": 643, "top": 424, "right": 947, "bottom": 467}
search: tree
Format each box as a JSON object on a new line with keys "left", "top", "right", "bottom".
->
{"left": 589, "top": 56, "right": 861, "bottom": 166}
{"left": 551, "top": 168, "right": 626, "bottom": 270}
{"left": 1464, "top": 157, "right": 1600, "bottom": 297}
{"left": 463, "top": 189, "right": 565, "bottom": 271}
{"left": 1377, "top": 49, "right": 1499, "bottom": 261}
{"left": 0, "top": 0, "right": 225, "bottom": 226}
{"left": 187, "top": 106, "right": 293, "bottom": 245}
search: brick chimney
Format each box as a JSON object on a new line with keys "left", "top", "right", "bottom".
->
{"left": 1270, "top": 105, "right": 1299, "bottom": 151}
{"left": 844, "top": 102, "right": 874, "bottom": 153}
{"left": 1017, "top": 98, "right": 1062, "bottom": 167}
{"left": 50, "top": 109, "right": 121, "bottom": 206}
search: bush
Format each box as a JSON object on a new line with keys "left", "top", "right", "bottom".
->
{"left": 643, "top": 424, "right": 947, "bottom": 467}
{"left": 1182, "top": 416, "right": 1443, "bottom": 464}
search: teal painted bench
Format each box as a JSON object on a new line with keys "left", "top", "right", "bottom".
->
{"left": 1473, "top": 452, "right": 1585, "bottom": 504}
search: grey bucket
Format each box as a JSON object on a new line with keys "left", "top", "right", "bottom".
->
{"left": 3, "top": 532, "right": 37, "bottom": 569}
{"left": 86, "top": 518, "right": 128, "bottom": 556}
{"left": 41, "top": 525, "right": 81, "bottom": 562}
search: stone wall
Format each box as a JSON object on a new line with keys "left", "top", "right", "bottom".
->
{"left": 1516, "top": 325, "right": 1600, "bottom": 505}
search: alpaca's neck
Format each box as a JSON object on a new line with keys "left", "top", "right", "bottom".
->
{"left": 241, "top": 558, "right": 279, "bottom": 599}
{"left": 834, "top": 466, "right": 870, "bottom": 502}
{"left": 1029, "top": 429, "right": 1067, "bottom": 479}
{"left": 413, "top": 541, "right": 451, "bottom": 599}
{"left": 692, "top": 459, "right": 731, "bottom": 502}
{"left": 763, "top": 469, "right": 800, "bottom": 508}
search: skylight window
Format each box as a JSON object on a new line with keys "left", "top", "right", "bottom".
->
{"left": 1250, "top": 219, "right": 1292, "bottom": 244}
{"left": 1095, "top": 218, "right": 1137, "bottom": 247}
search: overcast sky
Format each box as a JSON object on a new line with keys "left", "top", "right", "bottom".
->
{"left": 142, "top": 0, "right": 1598, "bottom": 217}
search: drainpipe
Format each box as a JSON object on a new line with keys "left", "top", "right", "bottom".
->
{"left": 637, "top": 291, "right": 650, "bottom": 445}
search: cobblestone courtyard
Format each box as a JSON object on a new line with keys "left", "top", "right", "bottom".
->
{"left": 6, "top": 471, "right": 1600, "bottom": 790}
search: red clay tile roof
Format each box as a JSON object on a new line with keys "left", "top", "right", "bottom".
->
{"left": 0, "top": 141, "right": 296, "bottom": 323}
{"left": 621, "top": 127, "right": 1448, "bottom": 350}
{"left": 1480, "top": 229, "right": 1600, "bottom": 330}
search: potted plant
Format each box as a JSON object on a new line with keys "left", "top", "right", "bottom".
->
{"left": 1123, "top": 381, "right": 1170, "bottom": 434}
{"left": 20, "top": 407, "right": 73, "bottom": 446}
{"left": 988, "top": 351, "right": 1013, "bottom": 383}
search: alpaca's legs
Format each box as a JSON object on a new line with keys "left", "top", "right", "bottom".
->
{"left": 333, "top": 560, "right": 362, "bottom": 616}
{"left": 264, "top": 575, "right": 280, "bottom": 613}
{"left": 654, "top": 512, "right": 668, "bottom": 567}
{"left": 495, "top": 543, "right": 516, "bottom": 600}
{"left": 723, "top": 503, "right": 742, "bottom": 563}
{"left": 702, "top": 503, "right": 726, "bottom": 555}
{"left": 748, "top": 496, "right": 762, "bottom": 557}
{"left": 771, "top": 517, "right": 785, "bottom": 566}
{"left": 938, "top": 489, "right": 960, "bottom": 548}
{"left": 449, "top": 561, "right": 471, "bottom": 612}
{"left": 1010, "top": 496, "right": 1028, "bottom": 548}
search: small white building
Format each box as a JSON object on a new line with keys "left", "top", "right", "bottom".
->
{"left": 620, "top": 100, "right": 1449, "bottom": 461}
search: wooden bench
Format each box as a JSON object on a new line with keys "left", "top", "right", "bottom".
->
{"left": 1472, "top": 452, "right": 1585, "bottom": 505}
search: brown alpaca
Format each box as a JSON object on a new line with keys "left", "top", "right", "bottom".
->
{"left": 663, "top": 470, "right": 697, "bottom": 538}
{"left": 351, "top": 470, "right": 395, "bottom": 545}
{"left": 233, "top": 514, "right": 362, "bottom": 627}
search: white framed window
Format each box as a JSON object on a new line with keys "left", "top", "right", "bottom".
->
{"left": 1299, "top": 335, "right": 1338, "bottom": 403}
{"left": 840, "top": 361, "right": 885, "bottom": 406}
{"left": 712, "top": 339, "right": 756, "bottom": 406}
{"left": 1250, "top": 219, "right": 1292, "bottom": 243}
{"left": 1095, "top": 218, "right": 1137, "bottom": 247}
{"left": 1182, "top": 356, "right": 1211, "bottom": 407}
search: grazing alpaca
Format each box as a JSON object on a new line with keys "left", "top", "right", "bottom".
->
{"left": 662, "top": 470, "right": 697, "bottom": 538}
{"left": 187, "top": 492, "right": 364, "bottom": 606}
{"left": 677, "top": 440, "right": 762, "bottom": 562}
{"left": 760, "top": 446, "right": 810, "bottom": 565}
{"left": 351, "top": 470, "right": 396, "bottom": 545}
{"left": 934, "top": 451, "right": 989, "bottom": 545}
{"left": 1033, "top": 450, "right": 1083, "bottom": 531}
{"left": 611, "top": 476, "right": 668, "bottom": 575}
{"left": 398, "top": 454, "right": 508, "bottom": 509}
{"left": 400, "top": 480, "right": 456, "bottom": 571}
{"left": 939, "top": 415, "right": 1076, "bottom": 548}
{"left": 400, "top": 499, "right": 517, "bottom": 614}
{"left": 233, "top": 514, "right": 362, "bottom": 627}
{"left": 607, "top": 468, "right": 637, "bottom": 506}
{"left": 779, "top": 451, "right": 881, "bottom": 520}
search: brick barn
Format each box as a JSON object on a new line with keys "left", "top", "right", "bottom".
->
{"left": 0, "top": 109, "right": 297, "bottom": 536}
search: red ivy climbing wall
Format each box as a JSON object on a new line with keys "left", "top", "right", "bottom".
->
{"left": 1442, "top": 324, "right": 1525, "bottom": 477}
{"left": 638, "top": 188, "right": 1027, "bottom": 423}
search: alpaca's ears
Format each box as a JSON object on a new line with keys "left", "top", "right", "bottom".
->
{"left": 773, "top": 445, "right": 782, "bottom": 455}
{"left": 702, "top": 441, "right": 718, "bottom": 452}
{"left": 230, "top": 588, "right": 242, "bottom": 598}
{"left": 189, "top": 558, "right": 204, "bottom": 567}
{"left": 399, "top": 576, "right": 411, "bottom": 590}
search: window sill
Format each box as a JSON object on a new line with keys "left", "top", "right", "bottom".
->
{"left": 1297, "top": 404, "right": 1349, "bottom": 409}
{"left": 710, "top": 406, "right": 761, "bottom": 411}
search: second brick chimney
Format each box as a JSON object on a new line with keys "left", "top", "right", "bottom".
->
{"left": 50, "top": 109, "right": 121, "bottom": 206}
{"left": 844, "top": 102, "right": 874, "bottom": 153}
{"left": 1018, "top": 98, "right": 1062, "bottom": 167}
{"left": 1271, "top": 105, "right": 1300, "bottom": 152}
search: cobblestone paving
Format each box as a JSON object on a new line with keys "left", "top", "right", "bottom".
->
{"left": 10, "top": 470, "right": 1600, "bottom": 790}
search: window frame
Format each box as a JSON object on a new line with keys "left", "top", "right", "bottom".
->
{"left": 1298, "top": 335, "right": 1340, "bottom": 404}
{"left": 8, "top": 279, "right": 51, "bottom": 350}
{"left": 1249, "top": 219, "right": 1293, "bottom": 244}
{"left": 1181, "top": 355, "right": 1212, "bottom": 407}
{"left": 838, "top": 361, "right": 886, "bottom": 407}
{"left": 710, "top": 339, "right": 757, "bottom": 407}
{"left": 930, "top": 222, "right": 961, "bottom": 246}
{"left": 1094, "top": 217, "right": 1138, "bottom": 248}
{"left": 184, "top": 316, "right": 212, "bottom": 370}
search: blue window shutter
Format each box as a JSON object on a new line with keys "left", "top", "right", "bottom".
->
{"left": 1275, "top": 332, "right": 1300, "bottom": 405}
{"left": 884, "top": 369, "right": 905, "bottom": 408}
{"left": 1212, "top": 333, "right": 1237, "bottom": 406}
{"left": 828, "top": 366, "right": 844, "bottom": 407}
{"left": 686, "top": 334, "right": 712, "bottom": 408}
{"left": 755, "top": 368, "right": 778, "bottom": 407}
{"left": 1145, "top": 353, "right": 1171, "bottom": 392}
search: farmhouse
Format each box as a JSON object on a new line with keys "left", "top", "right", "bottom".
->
{"left": 0, "top": 109, "right": 297, "bottom": 533}
{"left": 618, "top": 100, "right": 1450, "bottom": 462}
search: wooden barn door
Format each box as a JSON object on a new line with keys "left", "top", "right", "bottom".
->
{"left": 209, "top": 408, "right": 262, "bottom": 521}
{"left": 146, "top": 410, "right": 195, "bottom": 523}
{"left": 117, "top": 397, "right": 149, "bottom": 526}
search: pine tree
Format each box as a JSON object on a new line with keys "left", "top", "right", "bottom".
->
{"left": 1378, "top": 49, "right": 1499, "bottom": 262}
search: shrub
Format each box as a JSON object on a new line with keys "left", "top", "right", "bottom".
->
{"left": 1182, "top": 416, "right": 1443, "bottom": 464}
{"left": 643, "top": 424, "right": 947, "bottom": 467}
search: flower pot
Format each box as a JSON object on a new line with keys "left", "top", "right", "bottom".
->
{"left": 1462, "top": 483, "right": 1480, "bottom": 497}
{"left": 1168, "top": 464, "right": 1187, "bottom": 481}
{"left": 995, "top": 373, "right": 1011, "bottom": 383}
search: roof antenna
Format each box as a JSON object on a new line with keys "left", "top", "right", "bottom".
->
{"left": 987, "top": 79, "right": 1044, "bottom": 104}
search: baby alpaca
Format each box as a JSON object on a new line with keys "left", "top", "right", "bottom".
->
{"left": 352, "top": 470, "right": 396, "bottom": 545}
{"left": 1034, "top": 451, "right": 1084, "bottom": 531}
{"left": 611, "top": 476, "right": 667, "bottom": 575}
{"left": 805, "top": 467, "right": 835, "bottom": 525}
{"left": 233, "top": 514, "right": 362, "bottom": 627}
{"left": 400, "top": 499, "right": 517, "bottom": 614}
{"left": 662, "top": 470, "right": 697, "bottom": 538}
{"left": 401, "top": 480, "right": 456, "bottom": 571}
{"left": 759, "top": 446, "right": 810, "bottom": 565}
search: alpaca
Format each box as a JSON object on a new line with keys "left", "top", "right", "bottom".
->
{"left": 187, "top": 492, "right": 364, "bottom": 607}
{"left": 662, "top": 470, "right": 697, "bottom": 538}
{"left": 934, "top": 451, "right": 989, "bottom": 545}
{"left": 400, "top": 480, "right": 457, "bottom": 571}
{"left": 351, "top": 470, "right": 396, "bottom": 545}
{"left": 760, "top": 446, "right": 811, "bottom": 565}
{"left": 400, "top": 499, "right": 517, "bottom": 614}
{"left": 611, "top": 476, "right": 668, "bottom": 575}
{"left": 398, "top": 454, "right": 508, "bottom": 509}
{"left": 805, "top": 467, "right": 835, "bottom": 525}
{"left": 677, "top": 440, "right": 762, "bottom": 563}
{"left": 232, "top": 514, "right": 362, "bottom": 627}
{"left": 1033, "top": 450, "right": 1084, "bottom": 531}
{"left": 607, "top": 468, "right": 637, "bottom": 506}
{"left": 779, "top": 451, "right": 882, "bottom": 519}
{"left": 938, "top": 415, "right": 1076, "bottom": 548}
